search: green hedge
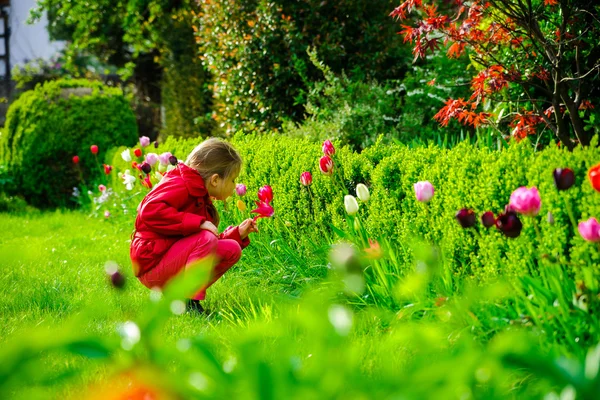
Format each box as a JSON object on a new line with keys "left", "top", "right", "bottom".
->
{"left": 0, "top": 79, "right": 138, "bottom": 208}
{"left": 111, "top": 135, "right": 600, "bottom": 280}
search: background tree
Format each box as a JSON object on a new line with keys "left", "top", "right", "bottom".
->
{"left": 392, "top": 0, "right": 600, "bottom": 149}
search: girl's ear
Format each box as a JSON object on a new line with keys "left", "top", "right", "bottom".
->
{"left": 209, "top": 173, "right": 220, "bottom": 187}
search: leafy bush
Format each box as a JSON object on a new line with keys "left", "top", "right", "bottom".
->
{"left": 0, "top": 79, "right": 138, "bottom": 208}
{"left": 197, "top": 0, "right": 411, "bottom": 134}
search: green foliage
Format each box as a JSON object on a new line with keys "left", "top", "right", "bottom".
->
{"left": 197, "top": 0, "right": 411, "bottom": 134}
{"left": 0, "top": 79, "right": 138, "bottom": 208}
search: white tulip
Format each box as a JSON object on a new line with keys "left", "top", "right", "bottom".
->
{"left": 121, "top": 148, "right": 132, "bottom": 162}
{"left": 344, "top": 195, "right": 359, "bottom": 215}
{"left": 356, "top": 184, "right": 370, "bottom": 202}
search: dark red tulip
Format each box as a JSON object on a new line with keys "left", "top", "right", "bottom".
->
{"left": 153, "top": 141, "right": 159, "bottom": 148}
{"left": 109, "top": 271, "right": 125, "bottom": 289}
{"left": 103, "top": 164, "right": 112, "bottom": 175}
{"left": 455, "top": 208, "right": 476, "bottom": 228}
{"left": 140, "top": 161, "right": 152, "bottom": 174}
{"left": 553, "top": 168, "right": 575, "bottom": 190}
{"left": 168, "top": 155, "right": 178, "bottom": 166}
{"left": 481, "top": 211, "right": 496, "bottom": 228}
{"left": 495, "top": 210, "right": 523, "bottom": 238}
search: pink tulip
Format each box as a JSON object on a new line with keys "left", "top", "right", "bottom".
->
{"left": 509, "top": 187, "right": 541, "bottom": 216}
{"left": 300, "top": 171, "right": 312, "bottom": 186}
{"left": 158, "top": 152, "right": 172, "bottom": 166}
{"left": 319, "top": 155, "right": 334, "bottom": 176}
{"left": 578, "top": 217, "right": 600, "bottom": 242}
{"left": 258, "top": 185, "right": 273, "bottom": 203}
{"left": 145, "top": 153, "right": 159, "bottom": 166}
{"left": 236, "top": 184, "right": 247, "bottom": 196}
{"left": 251, "top": 201, "right": 274, "bottom": 221}
{"left": 414, "top": 181, "right": 434, "bottom": 202}
{"left": 98, "top": 184, "right": 107, "bottom": 192}
{"left": 139, "top": 136, "right": 151, "bottom": 147}
{"left": 322, "top": 140, "right": 335, "bottom": 156}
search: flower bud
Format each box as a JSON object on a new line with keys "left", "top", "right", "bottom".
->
{"left": 322, "top": 139, "right": 335, "bottom": 156}
{"left": 300, "top": 171, "right": 312, "bottom": 186}
{"left": 344, "top": 195, "right": 359, "bottom": 215}
{"left": 509, "top": 187, "right": 541, "bottom": 216}
{"left": 455, "top": 208, "right": 476, "bottom": 228}
{"left": 553, "top": 168, "right": 575, "bottom": 191}
{"left": 103, "top": 164, "right": 112, "bottom": 175}
{"left": 133, "top": 148, "right": 142, "bottom": 158}
{"left": 236, "top": 199, "right": 247, "bottom": 212}
{"left": 356, "top": 184, "right": 370, "bottom": 202}
{"left": 495, "top": 210, "right": 523, "bottom": 238}
{"left": 547, "top": 211, "right": 555, "bottom": 225}
{"left": 139, "top": 136, "right": 150, "bottom": 147}
{"left": 153, "top": 141, "right": 159, "bottom": 148}
{"left": 319, "top": 155, "right": 334, "bottom": 176}
{"left": 140, "top": 161, "right": 152, "bottom": 174}
{"left": 90, "top": 145, "right": 99, "bottom": 155}
{"left": 168, "top": 155, "right": 178, "bottom": 166}
{"left": 236, "top": 184, "right": 247, "bottom": 196}
{"left": 121, "top": 149, "right": 132, "bottom": 162}
{"left": 98, "top": 184, "right": 107, "bottom": 192}
{"left": 414, "top": 181, "right": 434, "bottom": 203}
{"left": 72, "top": 155, "right": 80, "bottom": 164}
{"left": 481, "top": 211, "right": 495, "bottom": 228}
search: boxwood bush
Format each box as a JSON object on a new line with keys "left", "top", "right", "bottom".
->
{"left": 0, "top": 79, "right": 138, "bottom": 208}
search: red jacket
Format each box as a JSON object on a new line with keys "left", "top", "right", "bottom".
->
{"left": 130, "top": 163, "right": 249, "bottom": 277}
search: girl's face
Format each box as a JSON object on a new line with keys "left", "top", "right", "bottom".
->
{"left": 209, "top": 170, "right": 239, "bottom": 201}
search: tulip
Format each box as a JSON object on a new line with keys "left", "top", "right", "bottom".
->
{"left": 414, "top": 181, "right": 434, "bottom": 203}
{"left": 364, "top": 239, "right": 383, "bottom": 259}
{"left": 90, "top": 145, "right": 99, "bottom": 155}
{"left": 133, "top": 148, "right": 142, "bottom": 158}
{"left": 146, "top": 153, "right": 159, "bottom": 166}
{"left": 98, "top": 184, "right": 107, "bottom": 192}
{"left": 140, "top": 162, "right": 152, "bottom": 174}
{"left": 509, "top": 187, "right": 541, "bottom": 216}
{"left": 109, "top": 270, "right": 125, "bottom": 289}
{"left": 237, "top": 199, "right": 247, "bottom": 212}
{"left": 344, "top": 195, "right": 359, "bottom": 215}
{"left": 141, "top": 175, "right": 153, "bottom": 189}
{"left": 356, "top": 184, "right": 370, "bottom": 202}
{"left": 455, "top": 208, "right": 476, "bottom": 228}
{"left": 481, "top": 211, "right": 495, "bottom": 228}
{"left": 553, "top": 168, "right": 575, "bottom": 191}
{"left": 258, "top": 185, "right": 273, "bottom": 203}
{"left": 319, "top": 155, "right": 334, "bottom": 175}
{"left": 251, "top": 201, "right": 274, "bottom": 220}
{"left": 495, "top": 210, "right": 523, "bottom": 238}
{"left": 236, "top": 184, "right": 247, "bottom": 196}
{"left": 122, "top": 170, "right": 136, "bottom": 190}
{"left": 300, "top": 171, "right": 312, "bottom": 186}
{"left": 139, "top": 136, "right": 150, "bottom": 147}
{"left": 322, "top": 139, "right": 335, "bottom": 156}
{"left": 104, "top": 210, "right": 111, "bottom": 219}
{"left": 158, "top": 152, "right": 172, "bottom": 166}
{"left": 121, "top": 149, "right": 132, "bottom": 162}
{"left": 578, "top": 217, "right": 600, "bottom": 242}
{"left": 589, "top": 163, "right": 600, "bottom": 192}
{"left": 168, "top": 155, "right": 178, "bottom": 166}
{"left": 131, "top": 161, "right": 139, "bottom": 170}
{"left": 153, "top": 141, "right": 159, "bottom": 148}
{"left": 103, "top": 164, "right": 112, "bottom": 175}
{"left": 72, "top": 155, "right": 80, "bottom": 164}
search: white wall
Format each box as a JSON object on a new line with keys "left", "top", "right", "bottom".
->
{"left": 0, "top": 0, "right": 64, "bottom": 76}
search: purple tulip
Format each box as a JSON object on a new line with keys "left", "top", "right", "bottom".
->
{"left": 236, "top": 184, "right": 247, "bottom": 196}
{"left": 168, "top": 155, "right": 178, "bottom": 166}
{"left": 553, "top": 168, "right": 575, "bottom": 191}
{"left": 456, "top": 208, "right": 476, "bottom": 228}
{"left": 481, "top": 211, "right": 496, "bottom": 228}
{"left": 496, "top": 210, "right": 523, "bottom": 238}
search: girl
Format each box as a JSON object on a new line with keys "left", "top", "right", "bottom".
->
{"left": 130, "top": 138, "right": 258, "bottom": 313}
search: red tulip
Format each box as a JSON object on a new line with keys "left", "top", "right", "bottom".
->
{"left": 319, "top": 155, "right": 333, "bottom": 175}
{"left": 258, "top": 185, "right": 273, "bottom": 203}
{"left": 300, "top": 171, "right": 312, "bottom": 186}
{"left": 134, "top": 148, "right": 142, "bottom": 158}
{"left": 251, "top": 201, "right": 274, "bottom": 221}
{"left": 103, "top": 164, "right": 113, "bottom": 175}
{"left": 90, "top": 145, "right": 99, "bottom": 155}
{"left": 589, "top": 163, "right": 600, "bottom": 192}
{"left": 141, "top": 175, "right": 153, "bottom": 189}
{"left": 72, "top": 155, "right": 80, "bottom": 164}
{"left": 322, "top": 140, "right": 335, "bottom": 156}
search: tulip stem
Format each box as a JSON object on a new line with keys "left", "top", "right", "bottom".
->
{"left": 532, "top": 217, "right": 542, "bottom": 241}
{"left": 564, "top": 197, "right": 578, "bottom": 232}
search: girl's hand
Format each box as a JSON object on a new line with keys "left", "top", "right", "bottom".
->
{"left": 200, "top": 221, "right": 218, "bottom": 236}
{"left": 239, "top": 218, "right": 259, "bottom": 239}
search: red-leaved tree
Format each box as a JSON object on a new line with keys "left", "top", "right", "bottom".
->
{"left": 392, "top": 0, "right": 600, "bottom": 149}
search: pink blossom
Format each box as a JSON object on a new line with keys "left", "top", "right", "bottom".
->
{"left": 414, "top": 181, "right": 434, "bottom": 202}
{"left": 319, "top": 155, "right": 334, "bottom": 176}
{"left": 322, "top": 140, "right": 335, "bottom": 156}
{"left": 145, "top": 153, "right": 159, "bottom": 166}
{"left": 578, "top": 217, "right": 600, "bottom": 242}
{"left": 139, "top": 136, "right": 151, "bottom": 147}
{"left": 258, "top": 185, "right": 273, "bottom": 203}
{"left": 158, "top": 152, "right": 172, "bottom": 166}
{"left": 236, "top": 184, "right": 247, "bottom": 196}
{"left": 509, "top": 187, "right": 541, "bottom": 216}
{"left": 300, "top": 171, "right": 312, "bottom": 186}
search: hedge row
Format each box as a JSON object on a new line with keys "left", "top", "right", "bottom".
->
{"left": 112, "top": 135, "right": 600, "bottom": 280}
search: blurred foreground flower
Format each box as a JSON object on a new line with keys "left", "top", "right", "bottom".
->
{"left": 364, "top": 239, "right": 382, "bottom": 259}
{"left": 356, "top": 184, "right": 370, "bottom": 202}
{"left": 344, "top": 195, "right": 359, "bottom": 215}
{"left": 414, "top": 181, "right": 434, "bottom": 202}
{"left": 145, "top": 153, "right": 159, "bottom": 166}
{"left": 509, "top": 187, "right": 541, "bottom": 216}
{"left": 103, "top": 164, "right": 112, "bottom": 175}
{"left": 105, "top": 261, "right": 125, "bottom": 289}
{"left": 237, "top": 199, "right": 247, "bottom": 212}
{"left": 578, "top": 217, "right": 600, "bottom": 242}
{"left": 158, "top": 152, "right": 172, "bottom": 166}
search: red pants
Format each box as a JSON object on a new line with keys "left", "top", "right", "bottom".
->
{"left": 138, "top": 230, "right": 242, "bottom": 300}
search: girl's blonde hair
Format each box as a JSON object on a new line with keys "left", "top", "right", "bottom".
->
{"left": 185, "top": 138, "right": 242, "bottom": 183}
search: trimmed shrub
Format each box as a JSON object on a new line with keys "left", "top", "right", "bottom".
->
{"left": 0, "top": 79, "right": 138, "bottom": 208}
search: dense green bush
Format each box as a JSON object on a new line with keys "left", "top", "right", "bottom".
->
{"left": 133, "top": 134, "right": 600, "bottom": 282}
{"left": 197, "top": 0, "right": 411, "bottom": 134}
{"left": 0, "top": 79, "right": 138, "bottom": 208}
